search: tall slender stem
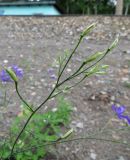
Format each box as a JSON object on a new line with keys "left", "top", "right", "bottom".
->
{"left": 10, "top": 37, "right": 83, "bottom": 158}
{"left": 10, "top": 87, "right": 56, "bottom": 158}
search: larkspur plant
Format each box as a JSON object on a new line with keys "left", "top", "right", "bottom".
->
{"left": 0, "top": 96, "right": 72, "bottom": 160}
{"left": 1, "top": 23, "right": 129, "bottom": 160}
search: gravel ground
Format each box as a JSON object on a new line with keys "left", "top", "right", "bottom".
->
{"left": 0, "top": 16, "right": 130, "bottom": 160}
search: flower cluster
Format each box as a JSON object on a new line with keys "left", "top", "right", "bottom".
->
{"left": 0, "top": 65, "right": 23, "bottom": 82}
{"left": 112, "top": 105, "right": 130, "bottom": 125}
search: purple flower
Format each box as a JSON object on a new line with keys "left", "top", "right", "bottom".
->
{"left": 112, "top": 105, "right": 130, "bottom": 125}
{"left": 0, "top": 65, "right": 23, "bottom": 82}
{"left": 47, "top": 68, "right": 57, "bottom": 80}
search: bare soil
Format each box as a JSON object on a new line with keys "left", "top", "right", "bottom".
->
{"left": 0, "top": 16, "right": 130, "bottom": 160}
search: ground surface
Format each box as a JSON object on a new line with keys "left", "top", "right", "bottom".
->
{"left": 0, "top": 16, "right": 130, "bottom": 160}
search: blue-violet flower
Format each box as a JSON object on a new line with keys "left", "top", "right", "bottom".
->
{"left": 0, "top": 65, "right": 23, "bottom": 82}
{"left": 47, "top": 68, "right": 57, "bottom": 80}
{"left": 112, "top": 105, "right": 130, "bottom": 125}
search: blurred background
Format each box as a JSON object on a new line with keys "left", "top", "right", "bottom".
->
{"left": 0, "top": 0, "right": 129, "bottom": 16}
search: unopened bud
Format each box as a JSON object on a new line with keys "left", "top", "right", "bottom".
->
{"left": 108, "top": 37, "right": 119, "bottom": 51}
{"left": 101, "top": 65, "right": 109, "bottom": 69}
{"left": 61, "top": 128, "right": 73, "bottom": 139}
{"left": 81, "top": 23, "right": 96, "bottom": 37}
{"left": 6, "top": 68, "right": 18, "bottom": 82}
{"left": 96, "top": 71, "right": 106, "bottom": 75}
{"left": 84, "top": 51, "right": 104, "bottom": 64}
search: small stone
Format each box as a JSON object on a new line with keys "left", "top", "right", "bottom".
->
{"left": 112, "top": 133, "right": 120, "bottom": 140}
{"left": 121, "top": 77, "right": 129, "bottom": 82}
{"left": 20, "top": 54, "right": 23, "bottom": 58}
{"left": 110, "top": 96, "right": 115, "bottom": 101}
{"left": 67, "top": 68, "right": 72, "bottom": 72}
{"left": 37, "top": 69, "right": 41, "bottom": 73}
{"left": 100, "top": 91, "right": 107, "bottom": 95}
{"left": 44, "top": 106, "right": 48, "bottom": 110}
{"left": 118, "top": 156, "right": 125, "bottom": 160}
{"left": 89, "top": 94, "right": 96, "bottom": 101}
{"left": 73, "top": 107, "right": 77, "bottom": 112}
{"left": 69, "top": 31, "right": 73, "bottom": 36}
{"left": 76, "top": 122, "right": 84, "bottom": 129}
{"left": 52, "top": 108, "right": 57, "bottom": 112}
{"left": 3, "top": 59, "right": 8, "bottom": 64}
{"left": 123, "top": 50, "right": 130, "bottom": 54}
{"left": 90, "top": 152, "right": 97, "bottom": 160}
{"left": 31, "top": 92, "right": 36, "bottom": 96}
{"left": 40, "top": 78, "right": 45, "bottom": 82}
{"left": 65, "top": 147, "right": 69, "bottom": 151}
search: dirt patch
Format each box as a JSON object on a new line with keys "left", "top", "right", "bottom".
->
{"left": 0, "top": 16, "right": 130, "bottom": 160}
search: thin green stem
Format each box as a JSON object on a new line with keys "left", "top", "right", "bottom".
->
{"left": 57, "top": 49, "right": 109, "bottom": 87}
{"left": 71, "top": 49, "right": 109, "bottom": 78}
{"left": 51, "top": 76, "right": 86, "bottom": 99}
{"left": 9, "top": 37, "right": 84, "bottom": 158}
{"left": 56, "top": 36, "right": 83, "bottom": 85}
{"left": 14, "top": 126, "right": 130, "bottom": 154}
{"left": 9, "top": 86, "right": 56, "bottom": 158}
{"left": 15, "top": 82, "right": 34, "bottom": 113}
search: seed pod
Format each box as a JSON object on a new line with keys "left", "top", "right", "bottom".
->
{"left": 6, "top": 68, "right": 18, "bottom": 83}
{"left": 81, "top": 23, "right": 96, "bottom": 37}
{"left": 84, "top": 51, "right": 104, "bottom": 64}
{"left": 108, "top": 37, "right": 119, "bottom": 51}
{"left": 61, "top": 128, "right": 73, "bottom": 139}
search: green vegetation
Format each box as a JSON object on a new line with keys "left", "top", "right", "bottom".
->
{"left": 57, "top": 0, "right": 115, "bottom": 14}
{"left": 57, "top": 0, "right": 130, "bottom": 15}
{"left": 0, "top": 96, "right": 72, "bottom": 160}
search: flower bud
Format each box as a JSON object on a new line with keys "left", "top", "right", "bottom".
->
{"left": 95, "top": 71, "right": 106, "bottom": 75}
{"left": 6, "top": 68, "right": 18, "bottom": 82}
{"left": 81, "top": 23, "right": 96, "bottom": 37}
{"left": 108, "top": 37, "right": 119, "bottom": 51}
{"left": 101, "top": 65, "right": 109, "bottom": 69}
{"left": 61, "top": 128, "right": 73, "bottom": 139}
{"left": 84, "top": 51, "right": 104, "bottom": 64}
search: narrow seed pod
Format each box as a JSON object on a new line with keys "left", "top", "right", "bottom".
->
{"left": 101, "top": 65, "right": 109, "bottom": 69}
{"left": 108, "top": 37, "right": 119, "bottom": 51}
{"left": 95, "top": 71, "right": 107, "bottom": 75}
{"left": 84, "top": 51, "right": 104, "bottom": 64}
{"left": 81, "top": 23, "right": 96, "bottom": 37}
{"left": 6, "top": 68, "right": 18, "bottom": 83}
{"left": 61, "top": 128, "right": 73, "bottom": 139}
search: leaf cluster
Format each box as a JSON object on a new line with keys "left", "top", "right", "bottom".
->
{"left": 0, "top": 97, "right": 72, "bottom": 160}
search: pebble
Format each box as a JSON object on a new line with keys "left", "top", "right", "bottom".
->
{"left": 118, "top": 156, "right": 125, "bottom": 160}
{"left": 40, "top": 78, "right": 45, "bottom": 82}
{"left": 67, "top": 68, "right": 72, "bottom": 72}
{"left": 31, "top": 92, "right": 36, "bottom": 96}
{"left": 20, "top": 54, "right": 23, "bottom": 58}
{"left": 123, "top": 50, "right": 130, "bottom": 54}
{"left": 76, "top": 122, "right": 84, "bottom": 129}
{"left": 3, "top": 59, "right": 8, "bottom": 64}
{"left": 52, "top": 107, "right": 57, "bottom": 112}
{"left": 121, "top": 77, "right": 129, "bottom": 82}
{"left": 69, "top": 31, "right": 73, "bottom": 36}
{"left": 90, "top": 152, "right": 97, "bottom": 160}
